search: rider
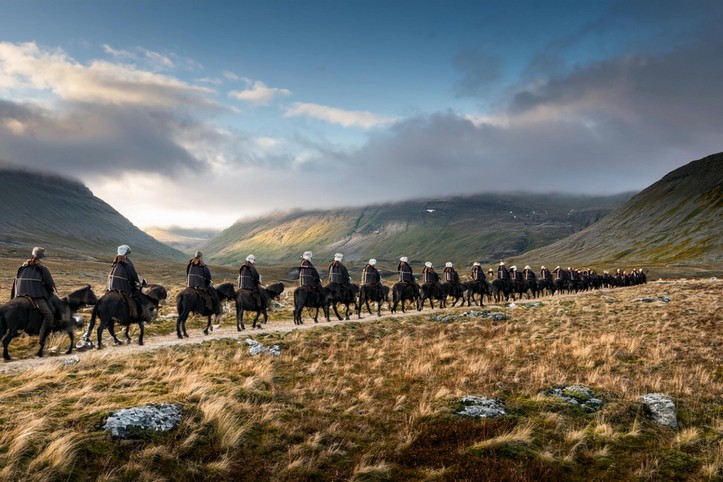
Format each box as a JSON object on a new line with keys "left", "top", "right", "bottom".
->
{"left": 299, "top": 251, "right": 322, "bottom": 290}
{"left": 107, "top": 244, "right": 143, "bottom": 318}
{"left": 443, "top": 262, "right": 460, "bottom": 284}
{"left": 471, "top": 262, "right": 486, "bottom": 283}
{"left": 239, "top": 254, "right": 268, "bottom": 308}
{"left": 497, "top": 261, "right": 510, "bottom": 281}
{"left": 328, "top": 252, "right": 352, "bottom": 299}
{"left": 398, "top": 256, "right": 415, "bottom": 284}
{"left": 11, "top": 246, "right": 58, "bottom": 330}
{"left": 540, "top": 266, "right": 552, "bottom": 280}
{"left": 187, "top": 251, "right": 219, "bottom": 313}
{"left": 361, "top": 258, "right": 382, "bottom": 287}
{"left": 422, "top": 262, "right": 440, "bottom": 286}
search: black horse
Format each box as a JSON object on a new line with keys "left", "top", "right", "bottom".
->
{"left": 390, "top": 282, "right": 419, "bottom": 313}
{"left": 236, "top": 282, "right": 285, "bottom": 330}
{"left": 0, "top": 288, "right": 88, "bottom": 360}
{"left": 293, "top": 285, "right": 330, "bottom": 325}
{"left": 463, "top": 280, "right": 490, "bottom": 307}
{"left": 175, "top": 285, "right": 236, "bottom": 338}
{"left": 442, "top": 282, "right": 466, "bottom": 307}
{"left": 357, "top": 283, "right": 389, "bottom": 318}
{"left": 326, "top": 282, "right": 359, "bottom": 321}
{"left": 143, "top": 284, "right": 168, "bottom": 305}
{"left": 419, "top": 282, "right": 446, "bottom": 310}
{"left": 84, "top": 288, "right": 164, "bottom": 349}
{"left": 491, "top": 279, "right": 511, "bottom": 303}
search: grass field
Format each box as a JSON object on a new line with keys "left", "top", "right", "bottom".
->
{"left": 0, "top": 259, "right": 720, "bottom": 481}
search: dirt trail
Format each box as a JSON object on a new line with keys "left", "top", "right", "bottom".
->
{"left": 0, "top": 304, "right": 435, "bottom": 374}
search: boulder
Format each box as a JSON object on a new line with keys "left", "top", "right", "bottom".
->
{"left": 104, "top": 403, "right": 183, "bottom": 438}
{"left": 245, "top": 338, "right": 281, "bottom": 356}
{"left": 545, "top": 385, "right": 603, "bottom": 411}
{"left": 461, "top": 310, "right": 510, "bottom": 321}
{"left": 640, "top": 393, "right": 677, "bottom": 429}
{"left": 455, "top": 396, "right": 506, "bottom": 418}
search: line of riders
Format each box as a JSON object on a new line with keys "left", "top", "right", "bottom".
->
{"left": 1, "top": 244, "right": 647, "bottom": 360}
{"left": 288, "top": 252, "right": 648, "bottom": 322}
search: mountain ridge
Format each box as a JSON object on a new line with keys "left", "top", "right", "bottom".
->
{"left": 0, "top": 168, "right": 185, "bottom": 261}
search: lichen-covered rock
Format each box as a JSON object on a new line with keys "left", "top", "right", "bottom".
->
{"left": 640, "top": 393, "right": 677, "bottom": 429}
{"left": 455, "top": 396, "right": 506, "bottom": 418}
{"left": 461, "top": 310, "right": 510, "bottom": 321}
{"left": 546, "top": 385, "right": 603, "bottom": 411}
{"left": 104, "top": 403, "right": 183, "bottom": 438}
{"left": 245, "top": 338, "right": 281, "bottom": 356}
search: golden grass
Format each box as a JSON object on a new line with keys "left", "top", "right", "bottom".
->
{"left": 0, "top": 277, "right": 719, "bottom": 480}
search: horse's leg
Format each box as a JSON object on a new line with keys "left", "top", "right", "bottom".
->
{"left": 237, "top": 305, "right": 245, "bottom": 331}
{"left": 36, "top": 318, "right": 52, "bottom": 357}
{"left": 203, "top": 314, "right": 212, "bottom": 336}
{"left": 96, "top": 317, "right": 105, "bottom": 349}
{"left": 138, "top": 321, "right": 144, "bottom": 346}
{"left": 332, "top": 302, "right": 343, "bottom": 321}
{"left": 64, "top": 327, "right": 74, "bottom": 355}
{"left": 313, "top": 307, "right": 319, "bottom": 323}
{"left": 2, "top": 330, "right": 14, "bottom": 361}
{"left": 176, "top": 309, "right": 188, "bottom": 339}
{"left": 357, "top": 293, "right": 364, "bottom": 319}
{"left": 253, "top": 310, "right": 261, "bottom": 329}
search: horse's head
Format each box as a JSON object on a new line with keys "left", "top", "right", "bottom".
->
{"left": 140, "top": 293, "right": 160, "bottom": 322}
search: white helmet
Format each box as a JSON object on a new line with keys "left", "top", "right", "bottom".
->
{"left": 334, "top": 253, "right": 343, "bottom": 261}
{"left": 32, "top": 246, "right": 46, "bottom": 259}
{"left": 302, "top": 251, "right": 312, "bottom": 261}
{"left": 425, "top": 261, "right": 432, "bottom": 268}
{"left": 524, "top": 265, "right": 531, "bottom": 270}
{"left": 400, "top": 256, "right": 408, "bottom": 263}
{"left": 117, "top": 245, "right": 131, "bottom": 256}
{"left": 369, "top": 258, "right": 377, "bottom": 266}
{"left": 473, "top": 262, "right": 481, "bottom": 267}
{"left": 445, "top": 262, "right": 453, "bottom": 268}
{"left": 246, "top": 254, "right": 256, "bottom": 263}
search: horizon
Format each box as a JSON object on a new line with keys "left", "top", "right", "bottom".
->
{"left": 1, "top": 1, "right": 722, "bottom": 229}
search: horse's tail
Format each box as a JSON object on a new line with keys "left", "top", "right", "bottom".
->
{"left": 0, "top": 307, "right": 7, "bottom": 337}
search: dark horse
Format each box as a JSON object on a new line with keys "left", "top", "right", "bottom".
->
{"left": 236, "top": 282, "right": 285, "bottom": 330}
{"left": 442, "top": 282, "right": 466, "bottom": 307}
{"left": 84, "top": 287, "right": 165, "bottom": 349}
{"left": 0, "top": 285, "right": 94, "bottom": 360}
{"left": 463, "top": 280, "right": 490, "bottom": 307}
{"left": 491, "top": 279, "right": 511, "bottom": 303}
{"left": 357, "top": 283, "right": 389, "bottom": 318}
{"left": 293, "top": 285, "right": 330, "bottom": 325}
{"left": 326, "top": 282, "right": 359, "bottom": 321}
{"left": 175, "top": 283, "right": 236, "bottom": 338}
{"left": 419, "top": 282, "right": 446, "bottom": 310}
{"left": 390, "top": 282, "right": 419, "bottom": 313}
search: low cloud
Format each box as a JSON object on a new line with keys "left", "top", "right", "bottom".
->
{"left": 228, "top": 80, "right": 292, "bottom": 105}
{"left": 284, "top": 102, "right": 396, "bottom": 129}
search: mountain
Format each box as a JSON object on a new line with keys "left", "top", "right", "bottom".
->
{"left": 513, "top": 152, "right": 722, "bottom": 275}
{"left": 144, "top": 226, "right": 220, "bottom": 253}
{"left": 0, "top": 168, "right": 185, "bottom": 261}
{"left": 197, "top": 192, "right": 632, "bottom": 267}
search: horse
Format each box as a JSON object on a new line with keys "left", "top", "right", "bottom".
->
{"left": 357, "top": 283, "right": 389, "bottom": 318}
{"left": 419, "top": 282, "right": 446, "bottom": 310}
{"left": 0, "top": 292, "right": 80, "bottom": 361}
{"left": 236, "top": 282, "right": 285, "bottom": 330}
{"left": 175, "top": 285, "right": 236, "bottom": 338}
{"left": 293, "top": 285, "right": 330, "bottom": 325}
{"left": 442, "top": 282, "right": 466, "bottom": 307}
{"left": 326, "top": 282, "right": 359, "bottom": 321}
{"left": 463, "top": 280, "right": 490, "bottom": 307}
{"left": 390, "top": 282, "right": 419, "bottom": 314}
{"left": 491, "top": 279, "right": 511, "bottom": 303}
{"left": 84, "top": 287, "right": 164, "bottom": 349}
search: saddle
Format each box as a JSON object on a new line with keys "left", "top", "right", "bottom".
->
{"left": 111, "top": 290, "right": 139, "bottom": 318}
{"left": 193, "top": 288, "right": 214, "bottom": 311}
{"left": 240, "top": 288, "right": 265, "bottom": 308}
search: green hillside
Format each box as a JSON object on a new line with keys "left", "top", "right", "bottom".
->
{"left": 514, "top": 152, "right": 723, "bottom": 275}
{"left": 198, "top": 193, "right": 631, "bottom": 268}
{"left": 0, "top": 169, "right": 185, "bottom": 261}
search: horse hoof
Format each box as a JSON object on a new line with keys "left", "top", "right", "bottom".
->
{"left": 184, "top": 334, "right": 189, "bottom": 338}
{"left": 64, "top": 349, "right": 72, "bottom": 355}
{"left": 202, "top": 329, "right": 208, "bottom": 336}
{"left": 138, "top": 341, "right": 144, "bottom": 346}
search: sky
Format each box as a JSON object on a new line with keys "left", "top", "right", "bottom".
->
{"left": 1, "top": 0, "right": 722, "bottom": 230}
